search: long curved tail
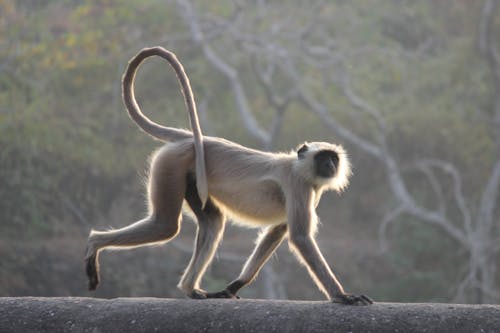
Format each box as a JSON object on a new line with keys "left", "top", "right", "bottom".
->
{"left": 122, "top": 46, "right": 208, "bottom": 207}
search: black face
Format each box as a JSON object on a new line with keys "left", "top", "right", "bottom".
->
{"left": 314, "top": 150, "right": 339, "bottom": 178}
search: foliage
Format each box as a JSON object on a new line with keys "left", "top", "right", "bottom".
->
{"left": 1, "top": 0, "right": 498, "bottom": 302}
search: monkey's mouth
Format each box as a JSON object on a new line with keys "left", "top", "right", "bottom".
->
{"left": 317, "top": 166, "right": 336, "bottom": 178}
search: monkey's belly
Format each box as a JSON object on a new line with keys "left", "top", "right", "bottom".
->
{"left": 210, "top": 181, "right": 287, "bottom": 226}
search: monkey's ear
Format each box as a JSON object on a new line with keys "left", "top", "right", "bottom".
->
{"left": 297, "top": 143, "right": 309, "bottom": 159}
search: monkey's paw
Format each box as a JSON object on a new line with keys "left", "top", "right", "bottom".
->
{"left": 206, "top": 289, "right": 240, "bottom": 299}
{"left": 334, "top": 293, "right": 373, "bottom": 306}
{"left": 189, "top": 289, "right": 209, "bottom": 299}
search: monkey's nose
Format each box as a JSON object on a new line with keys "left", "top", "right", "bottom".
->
{"left": 326, "top": 159, "right": 335, "bottom": 170}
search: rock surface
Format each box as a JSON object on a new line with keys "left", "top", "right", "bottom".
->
{"left": 1, "top": 297, "right": 499, "bottom": 333}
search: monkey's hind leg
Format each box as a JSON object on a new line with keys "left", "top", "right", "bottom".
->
{"left": 178, "top": 174, "right": 226, "bottom": 299}
{"left": 84, "top": 214, "right": 181, "bottom": 290}
{"left": 85, "top": 150, "right": 188, "bottom": 291}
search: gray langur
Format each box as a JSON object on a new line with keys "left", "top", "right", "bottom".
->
{"left": 84, "top": 46, "right": 372, "bottom": 305}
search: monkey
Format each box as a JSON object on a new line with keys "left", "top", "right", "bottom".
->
{"left": 84, "top": 46, "right": 373, "bottom": 305}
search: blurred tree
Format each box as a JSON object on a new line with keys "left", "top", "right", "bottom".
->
{"left": 1, "top": 0, "right": 499, "bottom": 303}
{"left": 172, "top": 0, "right": 500, "bottom": 303}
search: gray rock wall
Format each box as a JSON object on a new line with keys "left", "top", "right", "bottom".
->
{"left": 1, "top": 297, "right": 499, "bottom": 333}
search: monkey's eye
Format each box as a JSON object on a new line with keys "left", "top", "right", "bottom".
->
{"left": 297, "top": 144, "right": 309, "bottom": 159}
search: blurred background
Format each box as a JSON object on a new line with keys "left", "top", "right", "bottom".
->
{"left": 1, "top": 0, "right": 499, "bottom": 304}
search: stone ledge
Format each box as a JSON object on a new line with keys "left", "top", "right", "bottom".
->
{"left": 1, "top": 297, "right": 499, "bottom": 333}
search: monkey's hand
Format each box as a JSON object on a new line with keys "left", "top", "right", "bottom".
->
{"left": 206, "top": 289, "right": 240, "bottom": 299}
{"left": 333, "top": 293, "right": 373, "bottom": 306}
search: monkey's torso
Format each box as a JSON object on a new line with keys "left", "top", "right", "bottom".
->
{"left": 209, "top": 178, "right": 288, "bottom": 226}
{"left": 203, "top": 138, "right": 293, "bottom": 226}
{"left": 159, "top": 137, "right": 308, "bottom": 227}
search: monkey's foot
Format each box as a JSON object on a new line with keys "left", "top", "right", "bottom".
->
{"left": 333, "top": 293, "right": 373, "bottom": 306}
{"left": 85, "top": 254, "right": 99, "bottom": 291}
{"left": 206, "top": 289, "right": 240, "bottom": 299}
{"left": 188, "top": 289, "right": 209, "bottom": 299}
{"left": 188, "top": 288, "right": 239, "bottom": 299}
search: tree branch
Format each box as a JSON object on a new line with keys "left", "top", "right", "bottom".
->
{"left": 378, "top": 205, "right": 405, "bottom": 253}
{"left": 251, "top": 57, "right": 297, "bottom": 149}
{"left": 416, "top": 159, "right": 473, "bottom": 235}
{"left": 479, "top": 0, "right": 500, "bottom": 81}
{"left": 478, "top": 0, "right": 500, "bottom": 233}
{"left": 176, "top": 0, "right": 271, "bottom": 146}
{"left": 477, "top": 160, "right": 500, "bottom": 230}
{"left": 285, "top": 62, "right": 383, "bottom": 157}
{"left": 339, "top": 73, "right": 388, "bottom": 137}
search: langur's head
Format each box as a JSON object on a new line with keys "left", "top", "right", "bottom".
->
{"left": 294, "top": 142, "right": 351, "bottom": 192}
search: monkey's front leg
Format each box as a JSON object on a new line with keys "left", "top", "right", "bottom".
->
{"left": 289, "top": 232, "right": 373, "bottom": 305}
{"left": 205, "top": 224, "right": 288, "bottom": 299}
{"left": 287, "top": 190, "right": 373, "bottom": 305}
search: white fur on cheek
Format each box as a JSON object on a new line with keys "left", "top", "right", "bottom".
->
{"left": 331, "top": 145, "right": 351, "bottom": 192}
